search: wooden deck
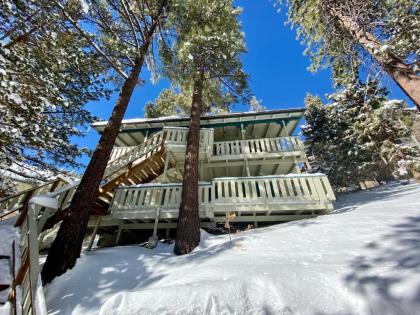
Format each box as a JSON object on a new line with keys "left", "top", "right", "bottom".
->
{"left": 108, "top": 174, "right": 335, "bottom": 227}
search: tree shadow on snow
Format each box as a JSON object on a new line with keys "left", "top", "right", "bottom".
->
{"left": 333, "top": 183, "right": 419, "bottom": 214}
{"left": 343, "top": 215, "right": 420, "bottom": 315}
{"left": 45, "top": 236, "right": 245, "bottom": 315}
{"left": 243, "top": 184, "right": 420, "bottom": 235}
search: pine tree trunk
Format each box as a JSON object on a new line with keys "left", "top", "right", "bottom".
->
{"left": 40, "top": 29, "right": 162, "bottom": 283}
{"left": 41, "top": 58, "right": 143, "bottom": 284}
{"left": 174, "top": 65, "right": 205, "bottom": 255}
{"left": 385, "top": 65, "right": 420, "bottom": 110}
{"left": 329, "top": 7, "right": 420, "bottom": 110}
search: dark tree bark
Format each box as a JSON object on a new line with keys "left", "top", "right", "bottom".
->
{"left": 41, "top": 57, "right": 143, "bottom": 284}
{"left": 40, "top": 20, "right": 162, "bottom": 284}
{"left": 174, "top": 64, "right": 205, "bottom": 255}
{"left": 328, "top": 6, "right": 420, "bottom": 110}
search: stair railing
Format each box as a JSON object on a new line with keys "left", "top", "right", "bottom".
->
{"left": 104, "top": 131, "right": 165, "bottom": 178}
{"left": 10, "top": 182, "right": 78, "bottom": 315}
{"left": 0, "top": 177, "right": 71, "bottom": 215}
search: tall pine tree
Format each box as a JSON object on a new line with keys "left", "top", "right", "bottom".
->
{"left": 160, "top": 0, "right": 248, "bottom": 254}
{"left": 42, "top": 0, "right": 169, "bottom": 284}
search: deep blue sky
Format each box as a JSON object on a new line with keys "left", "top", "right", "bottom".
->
{"left": 73, "top": 1, "right": 411, "bottom": 168}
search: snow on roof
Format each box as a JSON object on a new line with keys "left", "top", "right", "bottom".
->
{"left": 117, "top": 115, "right": 184, "bottom": 124}
{"left": 91, "top": 108, "right": 305, "bottom": 128}
{"left": 91, "top": 114, "right": 184, "bottom": 127}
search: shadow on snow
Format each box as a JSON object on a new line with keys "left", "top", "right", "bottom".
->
{"left": 45, "top": 236, "right": 245, "bottom": 314}
{"left": 343, "top": 214, "right": 420, "bottom": 315}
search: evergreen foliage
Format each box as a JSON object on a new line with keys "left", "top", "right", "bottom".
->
{"left": 160, "top": 0, "right": 249, "bottom": 109}
{"left": 0, "top": 0, "right": 110, "bottom": 182}
{"left": 278, "top": 0, "right": 419, "bottom": 78}
{"left": 277, "top": 0, "right": 420, "bottom": 108}
{"left": 303, "top": 79, "right": 418, "bottom": 189}
{"left": 145, "top": 88, "right": 190, "bottom": 118}
{"left": 249, "top": 96, "right": 265, "bottom": 112}
{"left": 0, "top": 176, "right": 16, "bottom": 198}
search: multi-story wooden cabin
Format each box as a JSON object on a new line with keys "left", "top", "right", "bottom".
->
{"left": 87, "top": 108, "right": 335, "bottom": 237}
{"left": 1, "top": 109, "right": 336, "bottom": 238}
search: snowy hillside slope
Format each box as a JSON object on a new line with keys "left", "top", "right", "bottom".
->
{"left": 45, "top": 183, "right": 420, "bottom": 315}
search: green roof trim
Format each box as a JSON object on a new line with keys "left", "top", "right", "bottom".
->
{"left": 99, "top": 117, "right": 302, "bottom": 136}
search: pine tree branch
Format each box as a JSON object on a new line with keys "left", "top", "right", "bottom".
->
{"left": 207, "top": 68, "right": 243, "bottom": 99}
{"left": 0, "top": 8, "right": 41, "bottom": 42}
{"left": 85, "top": 12, "right": 133, "bottom": 49}
{"left": 120, "top": 0, "right": 140, "bottom": 51}
{"left": 51, "top": 0, "right": 129, "bottom": 79}
{"left": 129, "top": 4, "right": 146, "bottom": 43}
{"left": 6, "top": 161, "right": 51, "bottom": 182}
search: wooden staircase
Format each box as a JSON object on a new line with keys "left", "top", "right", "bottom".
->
{"left": 98, "top": 130, "right": 172, "bottom": 203}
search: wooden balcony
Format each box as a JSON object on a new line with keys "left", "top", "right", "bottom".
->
{"left": 109, "top": 174, "right": 335, "bottom": 224}
{"left": 162, "top": 126, "right": 304, "bottom": 160}
{"left": 212, "top": 136, "right": 304, "bottom": 163}
{"left": 110, "top": 127, "right": 306, "bottom": 167}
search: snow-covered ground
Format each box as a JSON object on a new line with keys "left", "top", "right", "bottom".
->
{"left": 44, "top": 182, "right": 420, "bottom": 315}
{"left": 0, "top": 218, "right": 20, "bottom": 315}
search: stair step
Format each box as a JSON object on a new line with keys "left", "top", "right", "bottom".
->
{"left": 0, "top": 255, "right": 10, "bottom": 260}
{"left": 0, "top": 284, "right": 10, "bottom": 292}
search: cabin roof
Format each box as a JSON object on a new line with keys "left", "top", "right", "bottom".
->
{"left": 92, "top": 108, "right": 305, "bottom": 129}
{"left": 92, "top": 108, "right": 305, "bottom": 146}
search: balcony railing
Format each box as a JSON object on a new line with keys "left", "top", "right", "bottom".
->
{"left": 105, "top": 131, "right": 165, "bottom": 178}
{"left": 110, "top": 174, "right": 335, "bottom": 220}
{"left": 163, "top": 126, "right": 214, "bottom": 154}
{"left": 109, "top": 146, "right": 136, "bottom": 162}
{"left": 109, "top": 127, "right": 302, "bottom": 167}
{"left": 213, "top": 136, "right": 303, "bottom": 156}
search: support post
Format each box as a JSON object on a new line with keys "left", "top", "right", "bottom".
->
{"left": 294, "top": 157, "right": 301, "bottom": 174}
{"left": 281, "top": 120, "right": 289, "bottom": 136}
{"left": 147, "top": 189, "right": 164, "bottom": 249}
{"left": 241, "top": 124, "right": 251, "bottom": 176}
{"left": 162, "top": 154, "right": 170, "bottom": 183}
{"left": 143, "top": 130, "right": 149, "bottom": 142}
{"left": 115, "top": 228, "right": 122, "bottom": 245}
{"left": 152, "top": 206, "right": 161, "bottom": 237}
{"left": 87, "top": 216, "right": 101, "bottom": 251}
{"left": 27, "top": 204, "right": 40, "bottom": 292}
{"left": 200, "top": 160, "right": 204, "bottom": 181}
